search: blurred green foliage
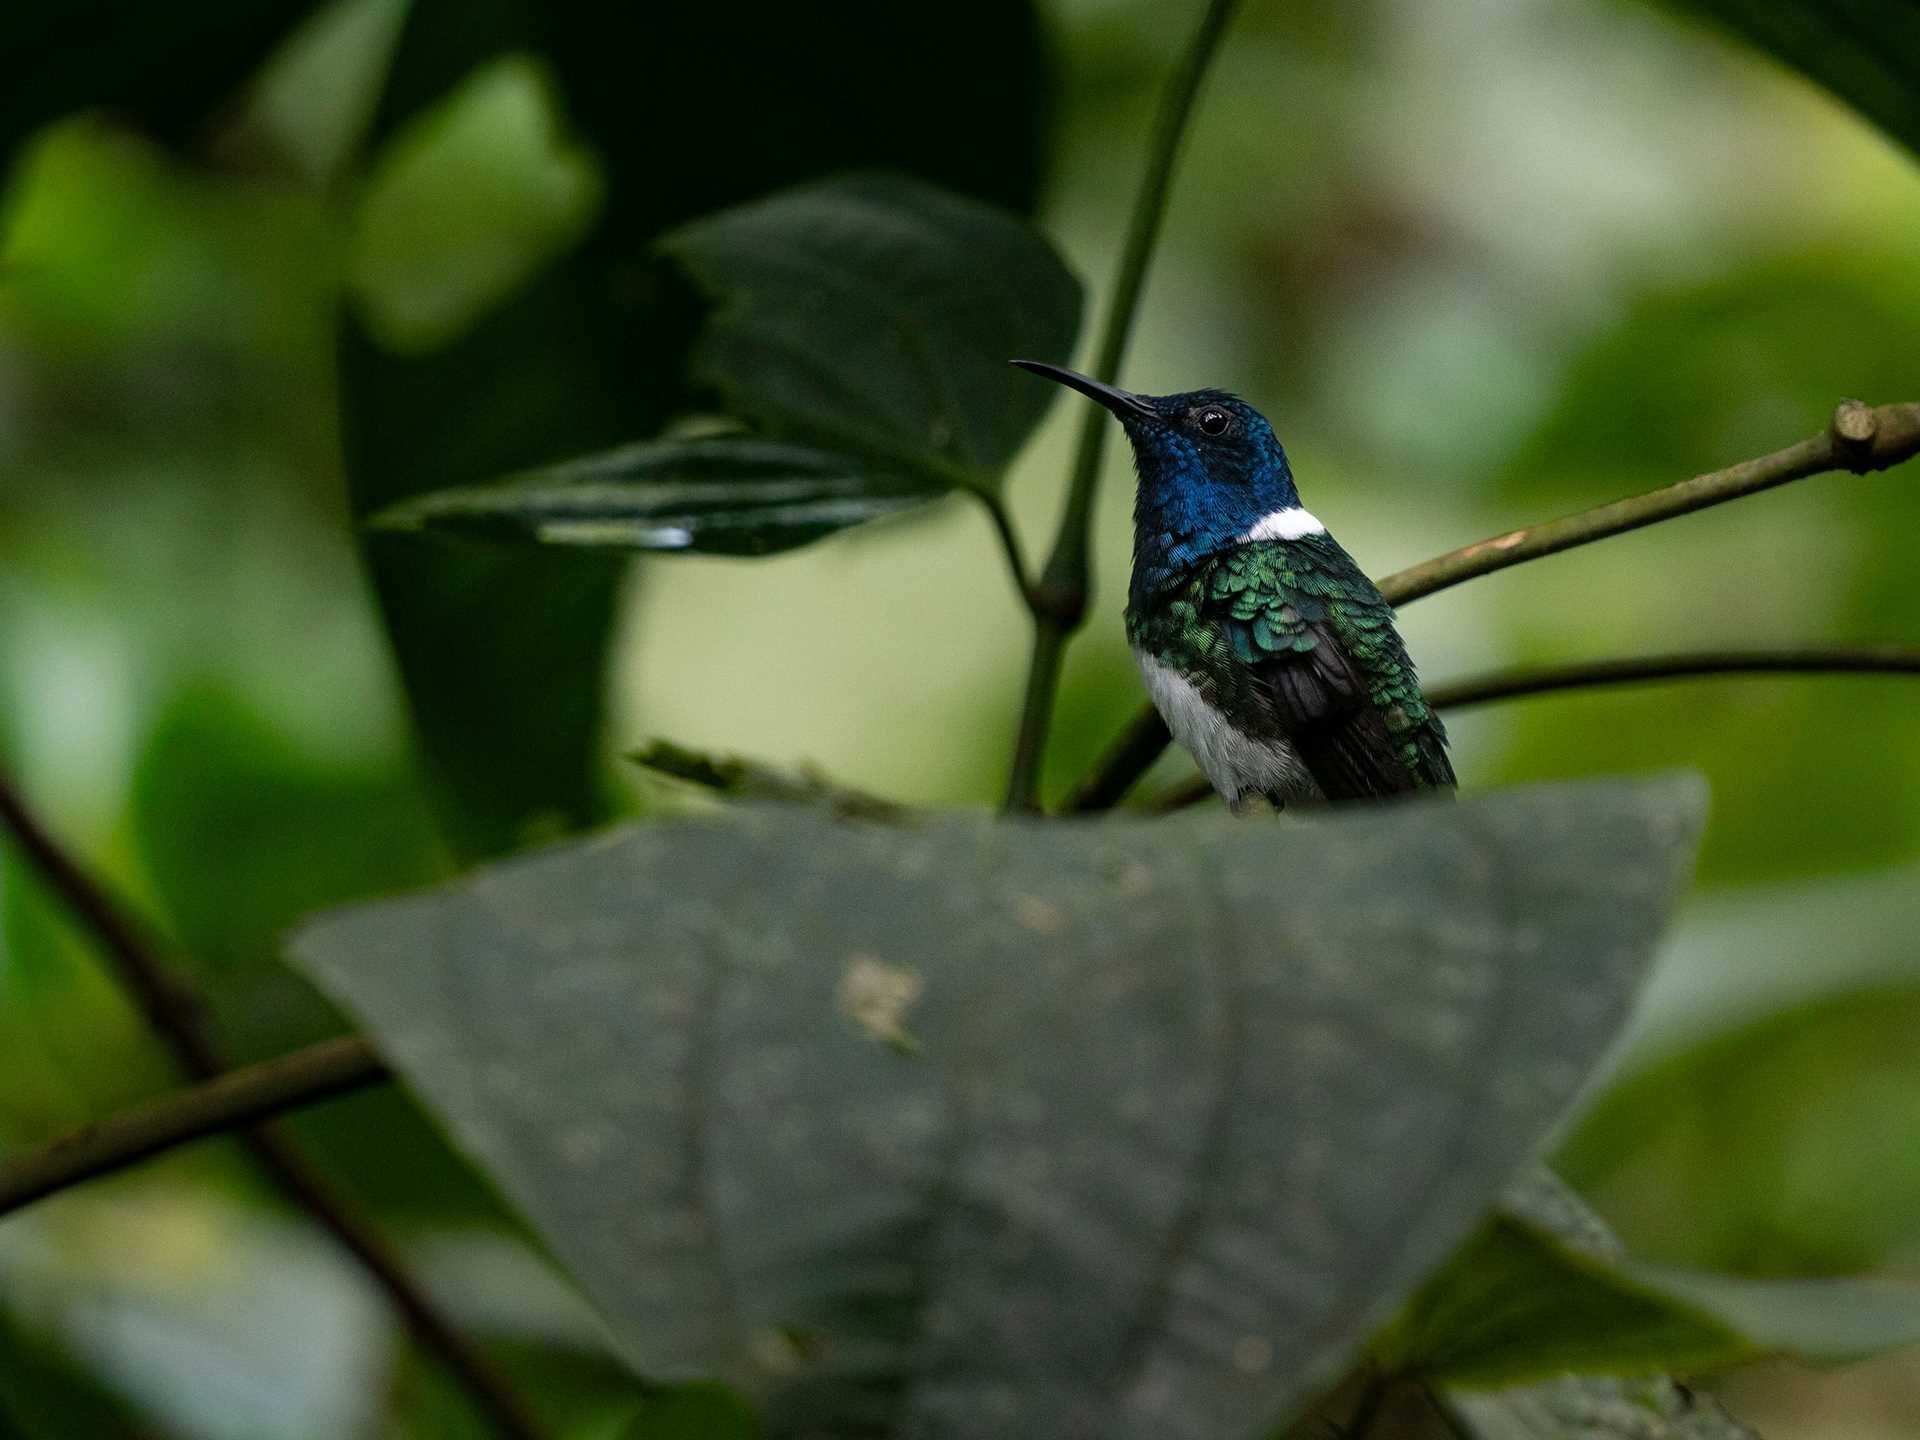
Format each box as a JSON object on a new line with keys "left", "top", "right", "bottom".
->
{"left": 3, "top": 0, "right": 1920, "bottom": 1436}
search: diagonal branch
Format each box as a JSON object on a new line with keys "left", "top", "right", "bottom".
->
{"left": 1001, "top": 0, "right": 1241, "bottom": 813}
{"left": 1067, "top": 399, "right": 1920, "bottom": 810}
{"left": 1146, "top": 644, "right": 1920, "bottom": 811}
{"left": 0, "top": 775, "right": 550, "bottom": 1440}
{"left": 0, "top": 1036, "right": 388, "bottom": 1217}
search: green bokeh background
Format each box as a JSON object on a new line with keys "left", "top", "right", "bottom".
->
{"left": 3, "top": 1, "right": 1919, "bottom": 1435}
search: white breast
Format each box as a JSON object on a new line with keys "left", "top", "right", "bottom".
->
{"left": 1133, "top": 649, "right": 1319, "bottom": 806}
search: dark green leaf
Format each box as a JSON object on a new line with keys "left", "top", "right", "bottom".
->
{"left": 1564, "top": 985, "right": 1920, "bottom": 1272}
{"left": 661, "top": 173, "right": 1083, "bottom": 487}
{"left": 0, "top": 1, "right": 322, "bottom": 162}
{"left": 291, "top": 778, "right": 1704, "bottom": 1439}
{"left": 1384, "top": 1211, "right": 1748, "bottom": 1386}
{"left": 1394, "top": 1167, "right": 1920, "bottom": 1388}
{"left": 342, "top": 0, "right": 1051, "bottom": 858}
{"left": 374, "top": 438, "right": 939, "bottom": 556}
{"left": 1657, "top": 2, "right": 1920, "bottom": 159}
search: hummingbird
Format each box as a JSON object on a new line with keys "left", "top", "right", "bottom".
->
{"left": 1013, "top": 361, "right": 1454, "bottom": 810}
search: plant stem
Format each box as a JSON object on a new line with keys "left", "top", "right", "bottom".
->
{"left": 1068, "top": 398, "right": 1920, "bottom": 810}
{"left": 967, "top": 486, "right": 1035, "bottom": 601}
{"left": 0, "top": 1036, "right": 388, "bottom": 1217}
{"left": 0, "top": 775, "right": 551, "bottom": 1440}
{"left": 1001, "top": 0, "right": 1240, "bottom": 813}
{"left": 1147, "top": 644, "right": 1920, "bottom": 810}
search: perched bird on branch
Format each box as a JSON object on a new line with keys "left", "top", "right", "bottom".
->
{"left": 1014, "top": 361, "right": 1454, "bottom": 811}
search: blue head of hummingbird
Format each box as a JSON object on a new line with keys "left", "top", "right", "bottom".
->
{"left": 1012, "top": 359, "right": 1454, "bottom": 809}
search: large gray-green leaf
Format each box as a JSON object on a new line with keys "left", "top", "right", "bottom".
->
{"left": 660, "top": 173, "right": 1083, "bottom": 487}
{"left": 372, "top": 437, "right": 938, "bottom": 555}
{"left": 1658, "top": 2, "right": 1920, "bottom": 159}
{"left": 1388, "top": 1195, "right": 1920, "bottom": 1386}
{"left": 289, "top": 778, "right": 1704, "bottom": 1440}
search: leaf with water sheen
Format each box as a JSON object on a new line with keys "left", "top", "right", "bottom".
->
{"left": 661, "top": 173, "right": 1084, "bottom": 487}
{"left": 341, "top": 0, "right": 1051, "bottom": 857}
{"left": 372, "top": 437, "right": 936, "bottom": 556}
{"left": 290, "top": 778, "right": 1704, "bottom": 1440}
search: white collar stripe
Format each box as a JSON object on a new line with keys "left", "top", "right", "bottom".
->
{"left": 1240, "top": 507, "right": 1325, "bottom": 542}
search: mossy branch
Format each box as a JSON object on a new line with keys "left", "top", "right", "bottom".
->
{"left": 1068, "top": 400, "right": 1920, "bottom": 811}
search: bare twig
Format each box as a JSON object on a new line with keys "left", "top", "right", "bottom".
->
{"left": 1423, "top": 644, "right": 1920, "bottom": 711}
{"left": 0, "top": 1037, "right": 388, "bottom": 1217}
{"left": 1377, "top": 399, "right": 1920, "bottom": 605}
{"left": 1070, "top": 400, "right": 1920, "bottom": 809}
{"left": 1002, "top": 0, "right": 1240, "bottom": 812}
{"left": 0, "top": 775, "right": 550, "bottom": 1440}
{"left": 1148, "top": 643, "right": 1920, "bottom": 811}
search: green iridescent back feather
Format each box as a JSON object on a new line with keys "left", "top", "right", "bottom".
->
{"left": 1127, "top": 536, "right": 1453, "bottom": 790}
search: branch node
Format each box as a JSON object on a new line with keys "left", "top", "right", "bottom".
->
{"left": 1832, "top": 398, "right": 1878, "bottom": 465}
{"left": 1029, "top": 579, "right": 1088, "bottom": 631}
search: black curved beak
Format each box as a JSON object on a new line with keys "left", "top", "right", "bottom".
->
{"left": 1010, "top": 360, "right": 1156, "bottom": 421}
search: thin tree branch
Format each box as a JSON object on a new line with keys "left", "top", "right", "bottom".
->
{"left": 0, "top": 774, "right": 550, "bottom": 1440}
{"left": 1147, "top": 644, "right": 1920, "bottom": 811}
{"left": 1069, "top": 399, "right": 1920, "bottom": 810}
{"left": 1377, "top": 399, "right": 1920, "bottom": 605}
{"left": 1423, "top": 644, "right": 1920, "bottom": 710}
{"left": 0, "top": 1037, "right": 388, "bottom": 1217}
{"left": 1001, "top": 0, "right": 1240, "bottom": 813}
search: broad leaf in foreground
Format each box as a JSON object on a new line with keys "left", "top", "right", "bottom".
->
{"left": 372, "top": 437, "right": 936, "bottom": 556}
{"left": 661, "top": 172, "right": 1084, "bottom": 487}
{"left": 290, "top": 778, "right": 1704, "bottom": 1440}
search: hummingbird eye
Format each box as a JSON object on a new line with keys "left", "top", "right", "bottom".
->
{"left": 1196, "top": 407, "right": 1231, "bottom": 437}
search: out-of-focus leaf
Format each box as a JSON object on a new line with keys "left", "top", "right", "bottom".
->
{"left": 342, "top": 0, "right": 1051, "bottom": 858}
{"left": 0, "top": 1306, "right": 147, "bottom": 1440}
{"left": 1565, "top": 986, "right": 1920, "bottom": 1273}
{"left": 292, "top": 778, "right": 1704, "bottom": 1439}
{"left": 0, "top": 1, "right": 323, "bottom": 163}
{"left": 662, "top": 173, "right": 1083, "bottom": 487}
{"left": 1387, "top": 1197, "right": 1920, "bottom": 1386}
{"left": 1442, "top": 1373, "right": 1758, "bottom": 1440}
{"left": 131, "top": 684, "right": 447, "bottom": 981}
{"left": 349, "top": 55, "right": 601, "bottom": 353}
{"left": 0, "top": 1200, "right": 392, "bottom": 1440}
{"left": 1488, "top": 254, "right": 1920, "bottom": 887}
{"left": 1656, "top": 2, "right": 1920, "bottom": 158}
{"left": 618, "top": 1383, "right": 758, "bottom": 1440}
{"left": 374, "top": 438, "right": 940, "bottom": 556}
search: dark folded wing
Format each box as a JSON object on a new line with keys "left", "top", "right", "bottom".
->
{"left": 1201, "top": 540, "right": 1454, "bottom": 800}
